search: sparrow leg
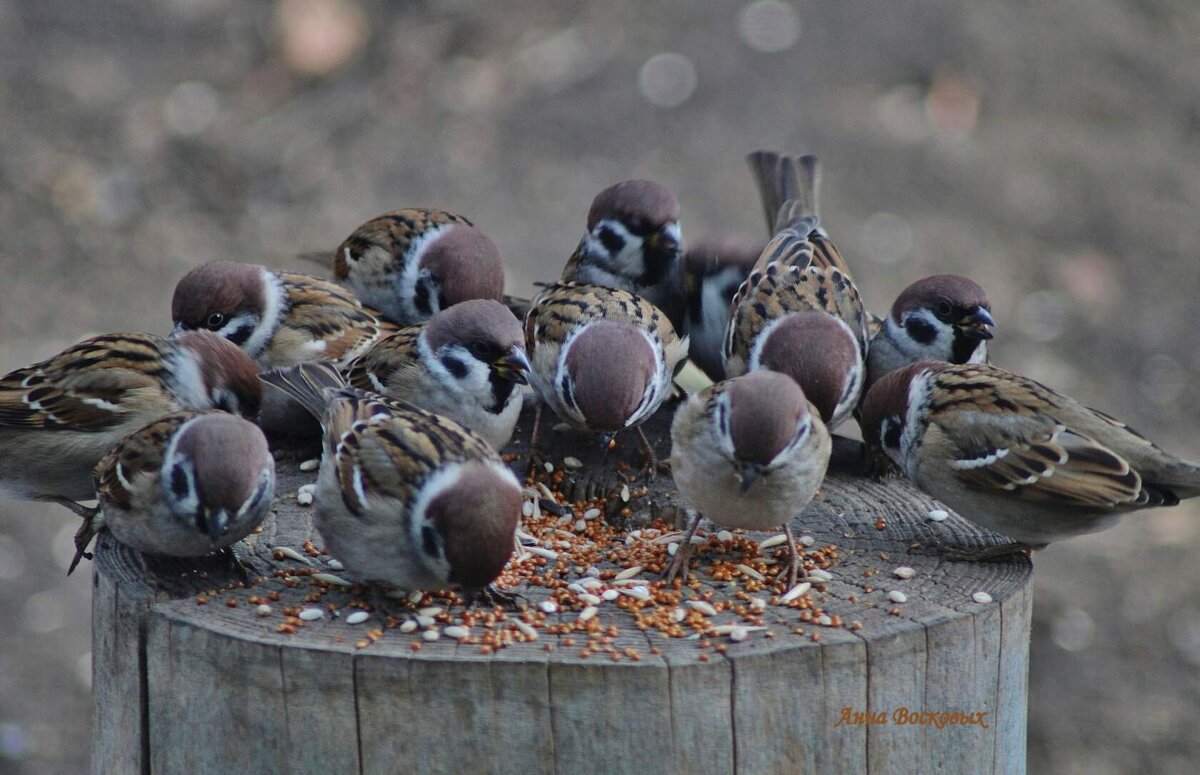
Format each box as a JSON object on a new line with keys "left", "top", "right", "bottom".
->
{"left": 529, "top": 403, "right": 544, "bottom": 451}
{"left": 943, "top": 542, "right": 1033, "bottom": 562}
{"left": 664, "top": 510, "right": 702, "bottom": 584}
{"left": 472, "top": 584, "right": 525, "bottom": 610}
{"left": 48, "top": 498, "right": 103, "bottom": 576}
{"left": 782, "top": 523, "right": 809, "bottom": 588}
{"left": 635, "top": 426, "right": 660, "bottom": 481}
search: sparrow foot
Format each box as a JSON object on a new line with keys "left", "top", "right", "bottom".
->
{"left": 663, "top": 510, "right": 702, "bottom": 584}
{"left": 50, "top": 498, "right": 102, "bottom": 576}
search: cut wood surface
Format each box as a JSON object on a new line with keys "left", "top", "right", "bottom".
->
{"left": 93, "top": 400, "right": 1033, "bottom": 775}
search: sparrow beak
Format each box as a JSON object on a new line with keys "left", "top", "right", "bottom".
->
{"left": 737, "top": 462, "right": 763, "bottom": 494}
{"left": 492, "top": 347, "right": 530, "bottom": 385}
{"left": 646, "top": 231, "right": 680, "bottom": 255}
{"left": 168, "top": 322, "right": 185, "bottom": 339}
{"left": 200, "top": 506, "right": 230, "bottom": 538}
{"left": 956, "top": 307, "right": 995, "bottom": 341}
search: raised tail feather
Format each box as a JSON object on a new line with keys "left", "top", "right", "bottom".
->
{"left": 747, "top": 150, "right": 820, "bottom": 235}
{"left": 260, "top": 362, "right": 348, "bottom": 420}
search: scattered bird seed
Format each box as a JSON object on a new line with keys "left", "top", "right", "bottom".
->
{"left": 624, "top": 585, "right": 652, "bottom": 601}
{"left": 888, "top": 590, "right": 908, "bottom": 603}
{"left": 671, "top": 607, "right": 686, "bottom": 622}
{"left": 408, "top": 590, "right": 424, "bottom": 604}
{"left": 562, "top": 456, "right": 583, "bottom": 471}
{"left": 299, "top": 608, "right": 324, "bottom": 621}
{"left": 716, "top": 530, "right": 734, "bottom": 543}
{"left": 326, "top": 559, "right": 344, "bottom": 571}
{"left": 255, "top": 604, "right": 272, "bottom": 617}
{"left": 668, "top": 542, "right": 680, "bottom": 556}
{"left": 527, "top": 546, "right": 558, "bottom": 561}
{"left": 780, "top": 582, "right": 812, "bottom": 604}
{"left": 578, "top": 593, "right": 602, "bottom": 606}
{"left": 415, "top": 616, "right": 436, "bottom": 628}
{"left": 273, "top": 546, "right": 312, "bottom": 565}
{"left": 522, "top": 501, "right": 535, "bottom": 517}
{"left": 418, "top": 606, "right": 443, "bottom": 617}
{"left": 582, "top": 508, "right": 601, "bottom": 520}
{"left": 586, "top": 566, "right": 601, "bottom": 578}
{"left": 808, "top": 568, "right": 833, "bottom": 582}
{"left": 543, "top": 462, "right": 554, "bottom": 473}
{"left": 573, "top": 519, "right": 587, "bottom": 532}
{"left": 759, "top": 534, "right": 788, "bottom": 550}
{"left": 345, "top": 611, "right": 370, "bottom": 625}
{"left": 749, "top": 597, "right": 767, "bottom": 611}
{"left": 602, "top": 589, "right": 619, "bottom": 602}
{"left": 687, "top": 600, "right": 718, "bottom": 616}
{"left": 736, "top": 564, "right": 765, "bottom": 581}
{"left": 927, "top": 509, "right": 949, "bottom": 522}
{"left": 444, "top": 625, "right": 471, "bottom": 640}
{"left": 299, "top": 458, "right": 320, "bottom": 472}
{"left": 568, "top": 582, "right": 586, "bottom": 594}
{"left": 312, "top": 572, "right": 351, "bottom": 586}
{"left": 730, "top": 627, "right": 749, "bottom": 642}
{"left": 422, "top": 629, "right": 441, "bottom": 642}
{"left": 579, "top": 606, "right": 599, "bottom": 622}
{"left": 620, "top": 484, "right": 631, "bottom": 502}
{"left": 893, "top": 566, "right": 917, "bottom": 579}
{"left": 514, "top": 620, "right": 538, "bottom": 639}
{"left": 296, "top": 484, "right": 316, "bottom": 506}
{"left": 399, "top": 620, "right": 418, "bottom": 633}
{"left": 540, "top": 600, "right": 558, "bottom": 614}
{"left": 816, "top": 615, "right": 832, "bottom": 626}
{"left": 972, "top": 592, "right": 993, "bottom": 604}
{"left": 580, "top": 578, "right": 604, "bottom": 590}
{"left": 798, "top": 535, "right": 815, "bottom": 547}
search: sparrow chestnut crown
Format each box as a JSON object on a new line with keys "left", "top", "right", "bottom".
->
{"left": 724, "top": 370, "right": 812, "bottom": 467}
{"left": 564, "top": 320, "right": 658, "bottom": 434}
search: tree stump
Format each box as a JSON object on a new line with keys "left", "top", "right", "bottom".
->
{"left": 92, "top": 402, "right": 1032, "bottom": 775}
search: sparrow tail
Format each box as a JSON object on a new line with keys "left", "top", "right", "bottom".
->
{"left": 746, "top": 150, "right": 820, "bottom": 235}
{"left": 260, "top": 362, "right": 347, "bottom": 420}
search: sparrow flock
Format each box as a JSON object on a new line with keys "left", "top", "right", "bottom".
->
{"left": 2, "top": 149, "right": 1198, "bottom": 599}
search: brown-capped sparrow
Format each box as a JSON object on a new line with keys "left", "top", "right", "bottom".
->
{"left": 67, "top": 410, "right": 275, "bottom": 573}
{"left": 860, "top": 361, "right": 1200, "bottom": 554}
{"left": 333, "top": 209, "right": 505, "bottom": 326}
{"left": 560, "top": 179, "right": 687, "bottom": 331}
{"left": 0, "top": 331, "right": 261, "bottom": 504}
{"left": 261, "top": 363, "right": 521, "bottom": 596}
{"left": 666, "top": 370, "right": 831, "bottom": 587}
{"left": 343, "top": 299, "right": 530, "bottom": 450}
{"left": 171, "top": 261, "right": 396, "bottom": 370}
{"left": 724, "top": 223, "right": 870, "bottom": 431}
{"left": 865, "top": 275, "right": 993, "bottom": 394}
{"left": 679, "top": 234, "right": 764, "bottom": 383}
{"left": 524, "top": 282, "right": 688, "bottom": 470}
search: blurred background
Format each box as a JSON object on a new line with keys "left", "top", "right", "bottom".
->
{"left": 1, "top": 0, "right": 1198, "bottom": 771}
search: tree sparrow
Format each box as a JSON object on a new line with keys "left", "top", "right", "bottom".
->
{"left": 0, "top": 331, "right": 261, "bottom": 503}
{"left": 860, "top": 361, "right": 1200, "bottom": 552}
{"left": 865, "top": 274, "right": 994, "bottom": 393}
{"left": 560, "top": 179, "right": 686, "bottom": 331}
{"left": 343, "top": 299, "right": 530, "bottom": 450}
{"left": 524, "top": 282, "right": 688, "bottom": 469}
{"left": 679, "top": 234, "right": 763, "bottom": 383}
{"left": 261, "top": 363, "right": 521, "bottom": 596}
{"left": 666, "top": 370, "right": 831, "bottom": 587}
{"left": 333, "top": 209, "right": 505, "bottom": 325}
{"left": 68, "top": 410, "right": 275, "bottom": 572}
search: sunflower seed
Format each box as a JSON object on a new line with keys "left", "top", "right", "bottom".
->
{"left": 408, "top": 590, "right": 424, "bottom": 604}
{"left": 808, "top": 568, "right": 833, "bottom": 582}
{"left": 686, "top": 600, "right": 718, "bottom": 616}
{"left": 255, "top": 604, "right": 272, "bottom": 617}
{"left": 579, "top": 606, "right": 598, "bottom": 622}
{"left": 418, "top": 607, "right": 443, "bottom": 617}
{"left": 514, "top": 620, "right": 538, "bottom": 639}
{"left": 573, "top": 519, "right": 587, "bottom": 532}
{"left": 312, "top": 572, "right": 351, "bottom": 586}
{"left": 817, "top": 615, "right": 832, "bottom": 626}
{"left": 888, "top": 590, "right": 908, "bottom": 603}
{"left": 730, "top": 627, "right": 750, "bottom": 642}
{"left": 345, "top": 611, "right": 370, "bottom": 625}
{"left": 273, "top": 546, "right": 312, "bottom": 565}
{"left": 759, "top": 534, "right": 788, "bottom": 550}
{"left": 749, "top": 597, "right": 767, "bottom": 611}
{"left": 296, "top": 485, "right": 315, "bottom": 506}
{"left": 893, "top": 566, "right": 916, "bottom": 579}
{"left": 671, "top": 607, "right": 686, "bottom": 622}
{"left": 527, "top": 546, "right": 558, "bottom": 561}
{"left": 399, "top": 620, "right": 418, "bottom": 633}
{"left": 299, "top": 458, "right": 320, "bottom": 472}
{"left": 444, "top": 625, "right": 470, "bottom": 640}
{"left": 620, "top": 484, "right": 631, "bottom": 502}
{"left": 580, "top": 578, "right": 604, "bottom": 590}
{"left": 623, "top": 585, "right": 652, "bottom": 601}
{"left": 540, "top": 600, "right": 558, "bottom": 614}
{"left": 614, "top": 565, "right": 644, "bottom": 581}
{"left": 568, "top": 583, "right": 586, "bottom": 594}
{"left": 522, "top": 501, "right": 535, "bottom": 517}
{"left": 326, "top": 559, "right": 344, "bottom": 571}
{"left": 582, "top": 508, "right": 601, "bottom": 520}
{"left": 578, "top": 593, "right": 602, "bottom": 606}
{"left": 415, "top": 615, "right": 436, "bottom": 627}
{"left": 299, "top": 608, "right": 324, "bottom": 621}
{"left": 716, "top": 530, "right": 734, "bottom": 543}
{"left": 602, "top": 589, "right": 619, "bottom": 602}
{"left": 972, "top": 591, "right": 993, "bottom": 604}
{"left": 798, "top": 535, "right": 815, "bottom": 547}
{"left": 563, "top": 456, "right": 583, "bottom": 471}
{"left": 668, "top": 542, "right": 679, "bottom": 556}
{"left": 544, "top": 462, "right": 554, "bottom": 473}
{"left": 422, "top": 629, "right": 441, "bottom": 641}
{"left": 736, "top": 564, "right": 765, "bottom": 581}
{"left": 779, "top": 581, "right": 812, "bottom": 604}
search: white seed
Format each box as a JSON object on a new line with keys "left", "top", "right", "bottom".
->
{"left": 295, "top": 490, "right": 313, "bottom": 506}
{"left": 326, "top": 559, "right": 344, "bottom": 571}
{"left": 536, "top": 482, "right": 556, "bottom": 501}
{"left": 579, "top": 606, "right": 599, "bottom": 622}
{"left": 514, "top": 620, "right": 538, "bottom": 639}
{"left": 255, "top": 604, "right": 272, "bottom": 617}
{"left": 671, "top": 607, "right": 686, "bottom": 622}
{"left": 808, "top": 568, "right": 833, "bottom": 582}
{"left": 686, "top": 600, "right": 718, "bottom": 616}
{"left": 422, "top": 629, "right": 441, "bottom": 641}
{"left": 563, "top": 456, "right": 583, "bottom": 470}
{"left": 312, "top": 572, "right": 351, "bottom": 587}
{"left": 759, "top": 534, "right": 788, "bottom": 550}
{"left": 652, "top": 531, "right": 684, "bottom": 544}
{"left": 972, "top": 591, "right": 993, "bottom": 604}
{"left": 614, "top": 565, "right": 644, "bottom": 581}
{"left": 582, "top": 507, "right": 602, "bottom": 520}
{"left": 556, "top": 540, "right": 572, "bottom": 550}
{"left": 620, "top": 484, "right": 631, "bottom": 502}
{"left": 299, "top": 608, "right": 324, "bottom": 621}
{"left": 418, "top": 606, "right": 443, "bottom": 617}
{"left": 408, "top": 590, "right": 424, "bottom": 604}
{"left": 273, "top": 546, "right": 312, "bottom": 565}
{"left": 573, "top": 519, "right": 587, "bottom": 532}
{"left": 602, "top": 589, "right": 620, "bottom": 602}
{"left": 893, "top": 566, "right": 917, "bottom": 580}
{"left": 749, "top": 597, "right": 767, "bottom": 611}
{"left": 580, "top": 578, "right": 604, "bottom": 590}
{"left": 522, "top": 501, "right": 535, "bottom": 517}
{"left": 622, "top": 585, "right": 652, "bottom": 601}
{"left": 799, "top": 535, "right": 815, "bottom": 547}
{"left": 299, "top": 458, "right": 320, "bottom": 472}
{"left": 527, "top": 546, "right": 558, "bottom": 561}
{"left": 716, "top": 530, "right": 734, "bottom": 543}
{"left": 668, "top": 542, "right": 680, "bottom": 556}
{"left": 444, "top": 625, "right": 470, "bottom": 640}
{"left": 544, "top": 462, "right": 554, "bottom": 473}
{"left": 578, "top": 593, "right": 602, "bottom": 606}
{"left": 736, "top": 564, "right": 765, "bottom": 581}
{"left": 555, "top": 515, "right": 573, "bottom": 527}
{"left": 586, "top": 566, "right": 602, "bottom": 578}
{"left": 345, "top": 611, "right": 370, "bottom": 625}
{"left": 730, "top": 627, "right": 749, "bottom": 642}
{"left": 888, "top": 590, "right": 908, "bottom": 604}
{"left": 927, "top": 509, "right": 949, "bottom": 522}
{"left": 415, "top": 615, "right": 436, "bottom": 628}
{"left": 689, "top": 535, "right": 706, "bottom": 545}
{"left": 779, "top": 581, "right": 812, "bottom": 604}
{"left": 399, "top": 620, "right": 418, "bottom": 633}
{"left": 540, "top": 600, "right": 558, "bottom": 614}
{"left": 568, "top": 582, "right": 586, "bottom": 594}
{"left": 817, "top": 615, "right": 832, "bottom": 626}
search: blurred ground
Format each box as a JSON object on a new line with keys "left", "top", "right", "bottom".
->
{"left": 1, "top": 1, "right": 1198, "bottom": 772}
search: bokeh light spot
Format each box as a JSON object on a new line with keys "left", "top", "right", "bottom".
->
{"left": 638, "top": 53, "right": 697, "bottom": 108}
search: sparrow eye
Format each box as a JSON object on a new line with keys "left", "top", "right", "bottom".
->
{"left": 469, "top": 341, "right": 491, "bottom": 360}
{"left": 935, "top": 301, "right": 953, "bottom": 319}
{"left": 205, "top": 312, "right": 227, "bottom": 330}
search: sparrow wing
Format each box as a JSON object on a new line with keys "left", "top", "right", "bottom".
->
{"left": 333, "top": 209, "right": 473, "bottom": 281}
{"left": 276, "top": 273, "right": 396, "bottom": 365}
{"left": 342, "top": 327, "right": 423, "bottom": 395}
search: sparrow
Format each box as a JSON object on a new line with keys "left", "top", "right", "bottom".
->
{"left": 343, "top": 299, "right": 530, "bottom": 450}
{"left": 524, "top": 282, "right": 688, "bottom": 470}
{"left": 724, "top": 223, "right": 870, "bottom": 431}
{"left": 560, "top": 179, "right": 686, "bottom": 331}
{"left": 679, "top": 234, "right": 764, "bottom": 383}
{"left": 865, "top": 274, "right": 994, "bottom": 394}
{"left": 0, "top": 331, "right": 262, "bottom": 504}
{"left": 171, "top": 261, "right": 396, "bottom": 370}
{"left": 860, "top": 361, "right": 1200, "bottom": 553}
{"left": 67, "top": 410, "right": 275, "bottom": 573}
{"left": 261, "top": 363, "right": 521, "bottom": 596}
{"left": 333, "top": 209, "right": 505, "bottom": 326}
{"left": 666, "top": 370, "right": 831, "bottom": 587}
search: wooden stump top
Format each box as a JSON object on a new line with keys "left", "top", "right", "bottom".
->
{"left": 93, "top": 401, "right": 1033, "bottom": 774}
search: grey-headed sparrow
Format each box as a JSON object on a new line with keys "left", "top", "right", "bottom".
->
{"left": 343, "top": 299, "right": 529, "bottom": 450}
{"left": 171, "top": 261, "right": 396, "bottom": 370}
{"left": 333, "top": 209, "right": 505, "bottom": 326}
{"left": 262, "top": 363, "right": 521, "bottom": 595}
{"left": 679, "top": 234, "right": 764, "bottom": 383}
{"left": 724, "top": 229, "right": 870, "bottom": 431}
{"left": 860, "top": 361, "right": 1200, "bottom": 553}
{"left": 524, "top": 282, "right": 688, "bottom": 470}
{"left": 560, "top": 179, "right": 686, "bottom": 331}
{"left": 0, "top": 331, "right": 261, "bottom": 504}
{"left": 865, "top": 275, "right": 994, "bottom": 393}
{"left": 68, "top": 410, "right": 275, "bottom": 572}
{"left": 667, "top": 370, "right": 831, "bottom": 586}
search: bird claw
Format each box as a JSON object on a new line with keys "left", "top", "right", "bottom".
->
{"left": 942, "top": 542, "right": 1032, "bottom": 562}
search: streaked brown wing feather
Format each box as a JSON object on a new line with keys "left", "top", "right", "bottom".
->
{"left": 342, "top": 328, "right": 422, "bottom": 393}
{"left": 333, "top": 209, "right": 472, "bottom": 279}
{"left": 278, "top": 273, "right": 394, "bottom": 363}
{"left": 95, "top": 412, "right": 197, "bottom": 510}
